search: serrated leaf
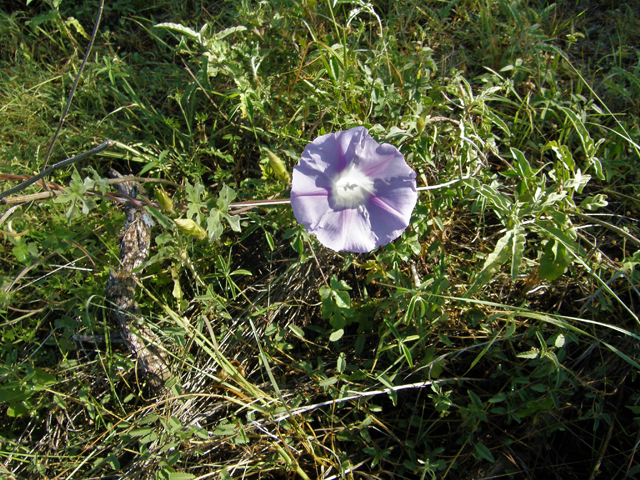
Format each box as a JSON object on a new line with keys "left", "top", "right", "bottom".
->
{"left": 185, "top": 182, "right": 207, "bottom": 223}
{"left": 475, "top": 443, "right": 495, "bottom": 463}
{"left": 468, "top": 390, "right": 483, "bottom": 409}
{"left": 517, "top": 350, "right": 539, "bottom": 359}
{"left": 489, "top": 392, "right": 506, "bottom": 403}
{"left": 65, "top": 16, "right": 88, "bottom": 39}
{"left": 288, "top": 324, "right": 305, "bottom": 338}
{"left": 319, "top": 377, "right": 338, "bottom": 387}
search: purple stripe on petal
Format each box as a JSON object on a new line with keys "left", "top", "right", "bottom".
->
{"left": 291, "top": 194, "right": 331, "bottom": 230}
{"left": 369, "top": 194, "right": 407, "bottom": 222}
{"left": 362, "top": 152, "right": 401, "bottom": 177}
{"left": 313, "top": 207, "right": 376, "bottom": 253}
{"left": 334, "top": 133, "right": 347, "bottom": 172}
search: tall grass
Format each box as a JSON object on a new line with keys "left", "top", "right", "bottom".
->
{"left": 1, "top": 0, "right": 639, "bottom": 478}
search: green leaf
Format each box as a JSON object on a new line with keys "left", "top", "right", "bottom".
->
{"left": 12, "top": 242, "right": 32, "bottom": 264}
{"left": 32, "top": 368, "right": 56, "bottom": 390}
{"left": 465, "top": 230, "right": 513, "bottom": 296}
{"left": 546, "top": 140, "right": 575, "bottom": 170}
{"left": 560, "top": 107, "right": 604, "bottom": 180}
{"left": 215, "top": 25, "right": 247, "bottom": 40}
{"left": 438, "top": 333, "right": 452, "bottom": 346}
{"left": 129, "top": 427, "right": 153, "bottom": 437}
{"left": 337, "top": 352, "right": 346, "bottom": 373}
{"left": 475, "top": 443, "right": 495, "bottom": 463}
{"left": 510, "top": 227, "right": 526, "bottom": 281}
{"left": 155, "top": 22, "right": 201, "bottom": 41}
{"left": 105, "top": 453, "right": 120, "bottom": 470}
{"left": 213, "top": 423, "right": 236, "bottom": 436}
{"left": 166, "top": 450, "right": 181, "bottom": 466}
{"left": 504, "top": 319, "right": 516, "bottom": 339}
{"left": 167, "top": 474, "right": 196, "bottom": 480}
{"left": 185, "top": 182, "right": 207, "bottom": 223}
{"left": 329, "top": 329, "right": 344, "bottom": 342}
{"left": 468, "top": 390, "right": 483, "bottom": 409}
{"left": 7, "top": 402, "right": 30, "bottom": 417}
{"left": 489, "top": 393, "right": 507, "bottom": 403}
{"left": 539, "top": 239, "right": 572, "bottom": 281}
{"left": 580, "top": 194, "right": 608, "bottom": 211}
{"left": 207, "top": 210, "right": 224, "bottom": 242}
{"left": 224, "top": 213, "right": 241, "bottom": 232}
{"left": 319, "top": 377, "right": 338, "bottom": 387}
{"left": 477, "top": 184, "right": 513, "bottom": 216}
{"left": 511, "top": 148, "right": 542, "bottom": 179}
{"left": 517, "top": 349, "right": 539, "bottom": 359}
{"left": 264, "top": 230, "right": 275, "bottom": 251}
{"left": 288, "top": 324, "right": 305, "bottom": 338}
{"left": 217, "top": 185, "right": 236, "bottom": 210}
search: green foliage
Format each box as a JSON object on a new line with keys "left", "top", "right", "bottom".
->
{"left": 0, "top": 0, "right": 639, "bottom": 478}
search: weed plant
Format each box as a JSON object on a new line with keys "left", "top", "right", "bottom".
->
{"left": 1, "top": 0, "right": 639, "bottom": 479}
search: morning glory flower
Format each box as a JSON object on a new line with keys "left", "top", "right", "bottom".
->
{"left": 291, "top": 127, "right": 417, "bottom": 253}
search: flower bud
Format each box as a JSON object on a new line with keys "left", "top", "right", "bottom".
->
{"left": 155, "top": 188, "right": 175, "bottom": 214}
{"left": 174, "top": 218, "right": 206, "bottom": 240}
{"left": 266, "top": 150, "right": 291, "bottom": 184}
{"left": 417, "top": 114, "right": 427, "bottom": 135}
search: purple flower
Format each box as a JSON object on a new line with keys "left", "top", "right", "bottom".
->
{"left": 291, "top": 127, "right": 417, "bottom": 253}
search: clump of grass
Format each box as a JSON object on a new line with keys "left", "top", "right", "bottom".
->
{"left": 1, "top": 0, "right": 639, "bottom": 479}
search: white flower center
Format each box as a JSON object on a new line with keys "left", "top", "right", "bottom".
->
{"left": 331, "top": 164, "right": 375, "bottom": 209}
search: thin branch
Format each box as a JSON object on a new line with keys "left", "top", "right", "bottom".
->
{"left": 1, "top": 169, "right": 180, "bottom": 205}
{"left": 39, "top": 0, "right": 105, "bottom": 175}
{"left": 0, "top": 140, "right": 116, "bottom": 201}
{"left": 574, "top": 211, "right": 640, "bottom": 248}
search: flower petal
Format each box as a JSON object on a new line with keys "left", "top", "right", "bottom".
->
{"left": 290, "top": 164, "right": 331, "bottom": 230}
{"left": 312, "top": 207, "right": 376, "bottom": 253}
{"left": 299, "top": 128, "right": 362, "bottom": 175}
{"left": 367, "top": 178, "right": 418, "bottom": 247}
